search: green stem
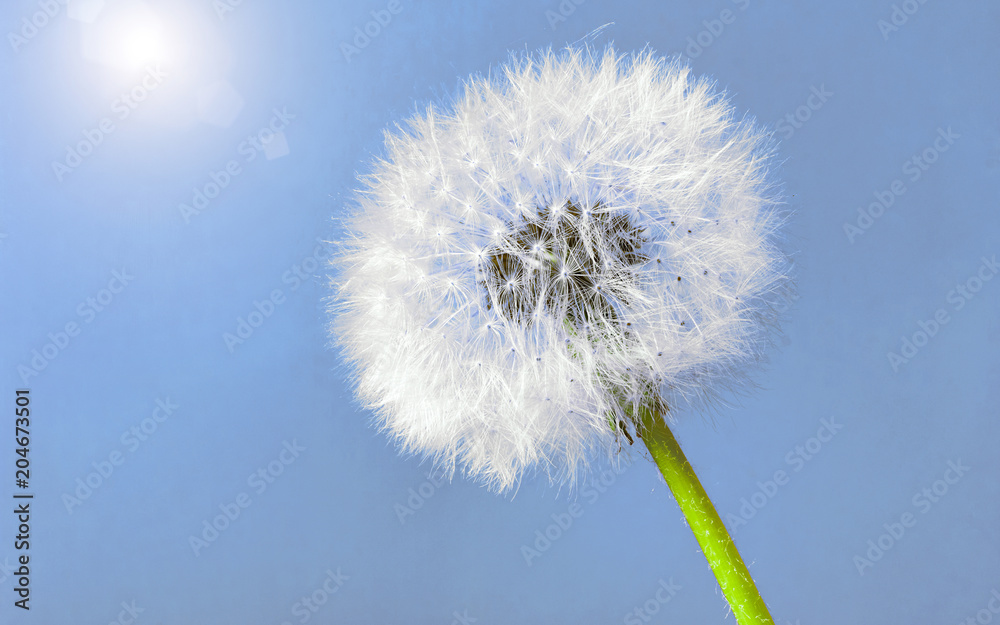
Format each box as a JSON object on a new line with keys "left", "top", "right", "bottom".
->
{"left": 639, "top": 409, "right": 774, "bottom": 625}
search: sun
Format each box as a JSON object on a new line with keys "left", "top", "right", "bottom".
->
{"left": 117, "top": 22, "right": 167, "bottom": 68}
{"left": 80, "top": 1, "right": 171, "bottom": 70}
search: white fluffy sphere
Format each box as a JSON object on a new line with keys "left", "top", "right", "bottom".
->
{"left": 329, "top": 46, "right": 790, "bottom": 491}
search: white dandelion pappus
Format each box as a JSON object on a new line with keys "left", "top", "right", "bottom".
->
{"left": 329, "top": 45, "right": 790, "bottom": 492}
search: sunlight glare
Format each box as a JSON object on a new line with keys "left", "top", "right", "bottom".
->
{"left": 81, "top": 2, "right": 171, "bottom": 70}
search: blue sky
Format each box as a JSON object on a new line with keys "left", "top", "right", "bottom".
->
{"left": 1, "top": 0, "right": 998, "bottom": 623}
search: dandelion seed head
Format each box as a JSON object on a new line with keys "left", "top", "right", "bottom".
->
{"left": 328, "top": 45, "right": 791, "bottom": 492}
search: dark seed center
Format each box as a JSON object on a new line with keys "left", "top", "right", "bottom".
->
{"left": 480, "top": 200, "right": 648, "bottom": 332}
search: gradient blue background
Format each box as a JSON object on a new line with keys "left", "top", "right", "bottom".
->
{"left": 1, "top": 1, "right": 998, "bottom": 623}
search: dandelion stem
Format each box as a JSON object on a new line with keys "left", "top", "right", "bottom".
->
{"left": 639, "top": 409, "right": 774, "bottom": 625}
